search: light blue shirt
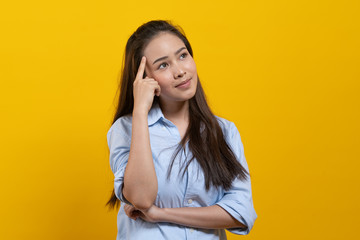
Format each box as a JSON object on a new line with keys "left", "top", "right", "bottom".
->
{"left": 107, "top": 103, "right": 257, "bottom": 240}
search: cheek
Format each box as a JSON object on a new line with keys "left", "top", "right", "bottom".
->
{"left": 185, "top": 59, "right": 197, "bottom": 72}
{"left": 153, "top": 74, "right": 171, "bottom": 89}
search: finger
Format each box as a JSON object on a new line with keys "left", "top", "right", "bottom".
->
{"left": 124, "top": 204, "right": 131, "bottom": 211}
{"left": 155, "top": 85, "right": 161, "bottom": 97}
{"left": 124, "top": 205, "right": 137, "bottom": 220}
{"left": 142, "top": 78, "right": 155, "bottom": 82}
{"left": 129, "top": 209, "right": 140, "bottom": 221}
{"left": 124, "top": 205, "right": 131, "bottom": 216}
{"left": 124, "top": 204, "right": 133, "bottom": 214}
{"left": 135, "top": 56, "right": 146, "bottom": 80}
{"left": 132, "top": 210, "right": 141, "bottom": 219}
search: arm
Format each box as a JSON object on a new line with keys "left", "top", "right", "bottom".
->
{"left": 122, "top": 56, "right": 161, "bottom": 210}
{"left": 107, "top": 114, "right": 157, "bottom": 209}
{"left": 122, "top": 110, "right": 158, "bottom": 210}
{"left": 160, "top": 205, "right": 246, "bottom": 229}
{"left": 124, "top": 121, "right": 256, "bottom": 233}
{"left": 124, "top": 204, "right": 246, "bottom": 229}
{"left": 214, "top": 122, "right": 257, "bottom": 234}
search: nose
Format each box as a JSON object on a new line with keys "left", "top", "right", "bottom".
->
{"left": 173, "top": 63, "right": 186, "bottom": 79}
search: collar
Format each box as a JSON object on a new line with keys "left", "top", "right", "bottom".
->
{"left": 147, "top": 101, "right": 165, "bottom": 126}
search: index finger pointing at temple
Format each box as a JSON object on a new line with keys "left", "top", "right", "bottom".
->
{"left": 136, "top": 56, "right": 146, "bottom": 80}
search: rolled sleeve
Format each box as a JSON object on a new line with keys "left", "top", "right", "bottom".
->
{"left": 216, "top": 122, "right": 257, "bottom": 235}
{"left": 107, "top": 120, "right": 131, "bottom": 204}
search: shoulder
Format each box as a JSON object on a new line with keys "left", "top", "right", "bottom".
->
{"left": 214, "top": 115, "right": 246, "bottom": 164}
{"left": 107, "top": 114, "right": 133, "bottom": 140}
{"left": 214, "top": 115, "right": 238, "bottom": 138}
{"left": 111, "top": 114, "right": 133, "bottom": 128}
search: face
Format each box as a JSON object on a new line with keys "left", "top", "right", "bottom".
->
{"left": 143, "top": 32, "right": 198, "bottom": 105}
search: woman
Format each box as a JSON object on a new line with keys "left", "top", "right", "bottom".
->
{"left": 106, "top": 20, "right": 257, "bottom": 240}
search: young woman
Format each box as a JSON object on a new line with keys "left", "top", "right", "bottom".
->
{"left": 106, "top": 20, "right": 257, "bottom": 240}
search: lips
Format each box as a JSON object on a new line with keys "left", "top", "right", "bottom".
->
{"left": 175, "top": 78, "right": 191, "bottom": 88}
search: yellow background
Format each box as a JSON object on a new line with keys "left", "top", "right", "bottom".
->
{"left": 1, "top": 0, "right": 359, "bottom": 239}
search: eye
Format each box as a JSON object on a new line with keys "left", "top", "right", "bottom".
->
{"left": 158, "top": 62, "right": 168, "bottom": 69}
{"left": 180, "top": 52, "right": 188, "bottom": 59}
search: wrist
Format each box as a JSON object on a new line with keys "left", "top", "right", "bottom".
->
{"left": 156, "top": 207, "right": 169, "bottom": 223}
{"left": 132, "top": 108, "right": 149, "bottom": 118}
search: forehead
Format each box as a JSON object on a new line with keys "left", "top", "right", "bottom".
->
{"left": 143, "top": 33, "right": 185, "bottom": 59}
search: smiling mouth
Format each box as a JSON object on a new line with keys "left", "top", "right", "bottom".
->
{"left": 175, "top": 78, "right": 191, "bottom": 87}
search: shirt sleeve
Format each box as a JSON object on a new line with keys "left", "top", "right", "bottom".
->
{"left": 215, "top": 122, "right": 257, "bottom": 235}
{"left": 107, "top": 120, "right": 132, "bottom": 204}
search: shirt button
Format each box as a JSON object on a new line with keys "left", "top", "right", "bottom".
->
{"left": 187, "top": 199, "right": 193, "bottom": 204}
{"left": 190, "top": 228, "right": 194, "bottom": 233}
{"left": 161, "top": 126, "right": 166, "bottom": 130}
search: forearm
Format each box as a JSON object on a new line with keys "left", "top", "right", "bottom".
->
{"left": 158, "top": 205, "right": 246, "bottom": 229}
{"left": 123, "top": 110, "right": 157, "bottom": 210}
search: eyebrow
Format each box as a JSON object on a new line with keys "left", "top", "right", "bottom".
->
{"left": 152, "top": 47, "right": 187, "bottom": 65}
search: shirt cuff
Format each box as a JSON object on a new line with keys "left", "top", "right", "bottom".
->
{"left": 216, "top": 200, "right": 256, "bottom": 235}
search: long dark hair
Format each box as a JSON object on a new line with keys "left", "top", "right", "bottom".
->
{"left": 106, "top": 20, "right": 249, "bottom": 210}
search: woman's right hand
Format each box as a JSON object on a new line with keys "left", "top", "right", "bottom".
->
{"left": 124, "top": 204, "right": 163, "bottom": 223}
{"left": 133, "top": 56, "right": 161, "bottom": 114}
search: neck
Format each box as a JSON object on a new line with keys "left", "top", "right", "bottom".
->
{"left": 159, "top": 99, "right": 189, "bottom": 124}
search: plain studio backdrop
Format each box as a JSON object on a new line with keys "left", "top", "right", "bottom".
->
{"left": 1, "top": 0, "right": 359, "bottom": 239}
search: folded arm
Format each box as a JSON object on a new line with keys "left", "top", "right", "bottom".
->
{"left": 124, "top": 204, "right": 247, "bottom": 230}
{"left": 122, "top": 111, "right": 158, "bottom": 211}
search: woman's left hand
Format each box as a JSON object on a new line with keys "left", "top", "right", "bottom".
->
{"left": 124, "top": 204, "right": 162, "bottom": 223}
